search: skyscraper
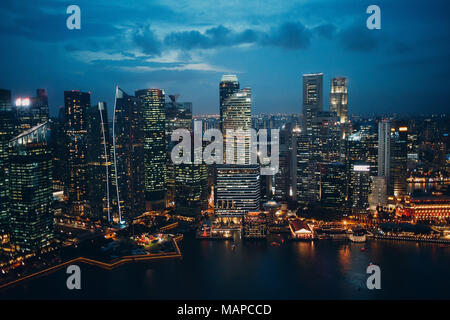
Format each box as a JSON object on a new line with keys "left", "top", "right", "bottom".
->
{"left": 112, "top": 87, "right": 145, "bottom": 222}
{"left": 35, "top": 88, "right": 49, "bottom": 124}
{"left": 215, "top": 76, "right": 260, "bottom": 221}
{"left": 295, "top": 134, "right": 310, "bottom": 206}
{"left": 349, "top": 163, "right": 371, "bottom": 213}
{"left": 273, "top": 124, "right": 293, "bottom": 202}
{"left": 215, "top": 164, "right": 261, "bottom": 219}
{"left": 49, "top": 107, "right": 67, "bottom": 193}
{"left": 221, "top": 88, "right": 252, "bottom": 164}
{"left": 13, "top": 89, "right": 49, "bottom": 134}
{"left": 360, "top": 121, "right": 378, "bottom": 176}
{"left": 0, "top": 89, "right": 14, "bottom": 233}
{"left": 64, "top": 90, "right": 90, "bottom": 216}
{"left": 302, "top": 73, "right": 323, "bottom": 135}
{"left": 9, "top": 122, "right": 53, "bottom": 252}
{"left": 165, "top": 96, "right": 208, "bottom": 216}
{"left": 378, "top": 119, "right": 408, "bottom": 198}
{"left": 329, "top": 77, "right": 348, "bottom": 124}
{"left": 219, "top": 74, "right": 240, "bottom": 132}
{"left": 87, "top": 102, "right": 111, "bottom": 220}
{"left": 368, "top": 176, "right": 387, "bottom": 210}
{"left": 389, "top": 121, "right": 408, "bottom": 197}
{"left": 306, "top": 111, "right": 342, "bottom": 204}
{"left": 378, "top": 120, "right": 391, "bottom": 179}
{"left": 174, "top": 135, "right": 208, "bottom": 217}
{"left": 319, "top": 162, "right": 347, "bottom": 209}
{"left": 135, "top": 88, "right": 166, "bottom": 210}
{"left": 165, "top": 94, "right": 193, "bottom": 203}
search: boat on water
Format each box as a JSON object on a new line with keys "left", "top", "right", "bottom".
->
{"left": 349, "top": 230, "right": 367, "bottom": 243}
{"left": 360, "top": 247, "right": 368, "bottom": 252}
{"left": 271, "top": 242, "right": 281, "bottom": 246}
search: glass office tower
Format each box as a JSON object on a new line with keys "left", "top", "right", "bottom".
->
{"left": 87, "top": 101, "right": 112, "bottom": 220}
{"left": 378, "top": 120, "right": 408, "bottom": 198}
{"left": 215, "top": 164, "right": 261, "bottom": 220}
{"left": 219, "top": 74, "right": 240, "bottom": 132}
{"left": 112, "top": 87, "right": 145, "bottom": 222}
{"left": 135, "top": 88, "right": 167, "bottom": 210}
{"left": 329, "top": 77, "right": 348, "bottom": 124}
{"left": 9, "top": 122, "right": 53, "bottom": 252}
{"left": 221, "top": 88, "right": 252, "bottom": 164}
{"left": 64, "top": 90, "right": 90, "bottom": 216}
{"left": 0, "top": 89, "right": 14, "bottom": 233}
{"left": 302, "top": 73, "right": 323, "bottom": 135}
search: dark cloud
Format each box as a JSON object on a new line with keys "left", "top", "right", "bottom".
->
{"left": 163, "top": 25, "right": 259, "bottom": 50}
{"left": 0, "top": 1, "right": 119, "bottom": 42}
{"left": 138, "top": 22, "right": 313, "bottom": 52}
{"left": 0, "top": 0, "right": 178, "bottom": 44}
{"left": 133, "top": 25, "right": 162, "bottom": 55}
{"left": 338, "top": 24, "right": 383, "bottom": 52}
{"left": 313, "top": 24, "right": 337, "bottom": 39}
{"left": 261, "top": 22, "right": 311, "bottom": 49}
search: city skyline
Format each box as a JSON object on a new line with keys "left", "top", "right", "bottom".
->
{"left": 0, "top": 0, "right": 449, "bottom": 117}
{"left": 1, "top": 0, "right": 450, "bottom": 305}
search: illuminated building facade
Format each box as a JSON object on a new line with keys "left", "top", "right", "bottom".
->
{"left": 295, "top": 134, "right": 310, "bottom": 206}
{"left": 8, "top": 123, "right": 53, "bottom": 252}
{"left": 135, "top": 89, "right": 167, "bottom": 210}
{"left": 278, "top": 123, "right": 297, "bottom": 202}
{"left": 14, "top": 89, "right": 49, "bottom": 134}
{"left": 390, "top": 121, "right": 408, "bottom": 197}
{"left": 349, "top": 163, "right": 371, "bottom": 213}
{"left": 344, "top": 127, "right": 376, "bottom": 210}
{"left": 378, "top": 120, "right": 391, "bottom": 179}
{"left": 360, "top": 122, "right": 378, "bottom": 176}
{"left": 319, "top": 162, "right": 347, "bottom": 209}
{"left": 242, "top": 212, "right": 268, "bottom": 239}
{"left": 64, "top": 90, "right": 90, "bottom": 216}
{"left": 273, "top": 142, "right": 290, "bottom": 202}
{"left": 174, "top": 161, "right": 208, "bottom": 217}
{"left": 112, "top": 87, "right": 145, "bottom": 222}
{"left": 289, "top": 219, "right": 313, "bottom": 239}
{"left": 0, "top": 89, "right": 14, "bottom": 233}
{"left": 378, "top": 119, "right": 408, "bottom": 198}
{"left": 308, "top": 112, "right": 341, "bottom": 204}
{"left": 302, "top": 73, "right": 323, "bottom": 135}
{"left": 401, "top": 193, "right": 450, "bottom": 220}
{"left": 87, "top": 101, "right": 111, "bottom": 220}
{"left": 221, "top": 88, "right": 252, "bottom": 164}
{"left": 329, "top": 77, "right": 348, "bottom": 124}
{"left": 310, "top": 111, "right": 341, "bottom": 163}
{"left": 49, "top": 107, "right": 66, "bottom": 193}
{"left": 165, "top": 94, "right": 193, "bottom": 203}
{"left": 215, "top": 164, "right": 261, "bottom": 218}
{"left": 368, "top": 176, "right": 388, "bottom": 210}
{"left": 219, "top": 74, "right": 240, "bottom": 132}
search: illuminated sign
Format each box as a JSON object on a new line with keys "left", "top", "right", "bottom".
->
{"left": 399, "top": 127, "right": 408, "bottom": 131}
{"left": 15, "top": 97, "right": 31, "bottom": 107}
{"left": 353, "top": 164, "right": 370, "bottom": 172}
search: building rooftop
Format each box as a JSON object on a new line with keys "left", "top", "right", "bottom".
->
{"left": 9, "top": 122, "right": 50, "bottom": 147}
{"left": 221, "top": 74, "right": 238, "bottom": 82}
{"left": 290, "top": 219, "right": 312, "bottom": 232}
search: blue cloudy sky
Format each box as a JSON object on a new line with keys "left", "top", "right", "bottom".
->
{"left": 0, "top": 0, "right": 449, "bottom": 117}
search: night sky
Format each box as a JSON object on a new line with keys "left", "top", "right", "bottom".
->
{"left": 0, "top": 0, "right": 449, "bottom": 117}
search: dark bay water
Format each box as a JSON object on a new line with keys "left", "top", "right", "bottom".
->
{"left": 1, "top": 233, "right": 450, "bottom": 300}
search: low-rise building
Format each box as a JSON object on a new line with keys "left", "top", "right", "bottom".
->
{"left": 400, "top": 192, "right": 450, "bottom": 220}
{"left": 289, "top": 219, "right": 313, "bottom": 240}
{"left": 242, "top": 212, "right": 268, "bottom": 239}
